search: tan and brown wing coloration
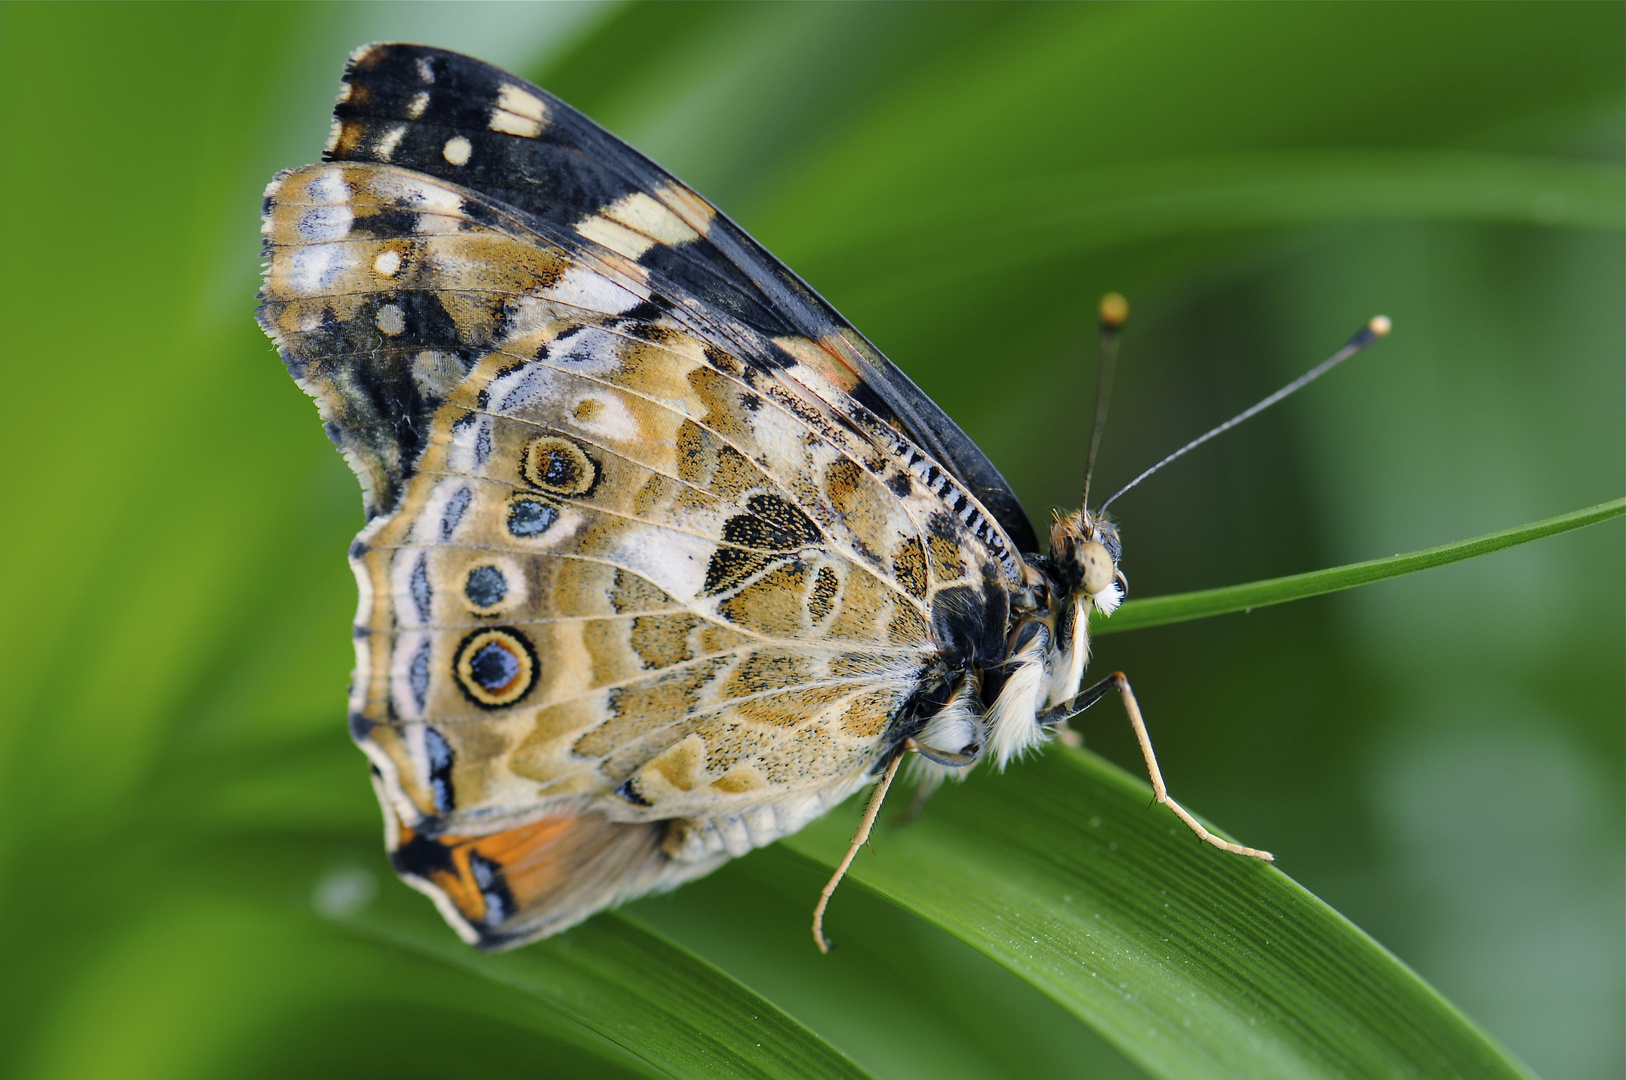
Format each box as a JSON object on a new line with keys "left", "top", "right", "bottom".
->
{"left": 258, "top": 45, "right": 1029, "bottom": 949}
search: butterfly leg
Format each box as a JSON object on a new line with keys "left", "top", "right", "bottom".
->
{"left": 1040, "top": 673, "right": 1274, "bottom": 862}
{"left": 812, "top": 750, "right": 907, "bottom": 953}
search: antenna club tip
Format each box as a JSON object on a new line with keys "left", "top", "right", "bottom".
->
{"left": 1368, "top": 315, "right": 1392, "bottom": 337}
{"left": 1099, "top": 292, "right": 1129, "bottom": 329}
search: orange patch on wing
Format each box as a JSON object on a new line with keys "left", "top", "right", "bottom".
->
{"left": 395, "top": 815, "right": 581, "bottom": 926}
{"left": 815, "top": 334, "right": 864, "bottom": 388}
{"left": 391, "top": 809, "right": 669, "bottom": 945}
{"left": 772, "top": 334, "right": 863, "bottom": 391}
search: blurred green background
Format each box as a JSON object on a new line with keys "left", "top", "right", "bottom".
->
{"left": 0, "top": 3, "right": 1620, "bottom": 1078}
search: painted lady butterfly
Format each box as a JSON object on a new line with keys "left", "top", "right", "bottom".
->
{"left": 258, "top": 43, "right": 1276, "bottom": 952}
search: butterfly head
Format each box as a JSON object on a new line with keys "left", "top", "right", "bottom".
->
{"left": 1048, "top": 509, "right": 1126, "bottom": 617}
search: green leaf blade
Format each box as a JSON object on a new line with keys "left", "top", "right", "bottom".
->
{"left": 1098, "top": 498, "right": 1625, "bottom": 636}
{"left": 338, "top": 900, "right": 877, "bottom": 1080}
{"left": 784, "top": 749, "right": 1534, "bottom": 1080}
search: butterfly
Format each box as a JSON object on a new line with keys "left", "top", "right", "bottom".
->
{"left": 258, "top": 43, "right": 1271, "bottom": 952}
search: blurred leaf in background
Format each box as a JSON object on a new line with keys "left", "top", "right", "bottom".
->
{"left": 0, "top": 3, "right": 1619, "bottom": 1079}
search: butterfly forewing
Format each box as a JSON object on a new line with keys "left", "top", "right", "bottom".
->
{"left": 260, "top": 87, "right": 1019, "bottom": 946}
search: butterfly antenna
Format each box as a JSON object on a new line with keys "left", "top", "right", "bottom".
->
{"left": 1099, "top": 315, "right": 1391, "bottom": 513}
{"left": 1081, "top": 292, "right": 1129, "bottom": 511}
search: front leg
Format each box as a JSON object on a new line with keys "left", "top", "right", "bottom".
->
{"left": 1039, "top": 673, "right": 1274, "bottom": 862}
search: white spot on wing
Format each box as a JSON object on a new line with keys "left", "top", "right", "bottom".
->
{"left": 372, "top": 249, "right": 402, "bottom": 277}
{"left": 575, "top": 216, "right": 656, "bottom": 260}
{"left": 491, "top": 331, "right": 624, "bottom": 412}
{"left": 576, "top": 191, "right": 699, "bottom": 258}
{"left": 297, "top": 204, "right": 354, "bottom": 242}
{"left": 617, "top": 524, "right": 713, "bottom": 600}
{"left": 416, "top": 56, "right": 435, "bottom": 83}
{"left": 669, "top": 821, "right": 726, "bottom": 862}
{"left": 541, "top": 266, "right": 645, "bottom": 315}
{"left": 376, "top": 304, "right": 406, "bottom": 336}
{"left": 442, "top": 136, "right": 472, "bottom": 166}
{"left": 368, "top": 172, "right": 465, "bottom": 234}
{"left": 490, "top": 84, "right": 548, "bottom": 137}
{"left": 406, "top": 91, "right": 429, "bottom": 119}
{"left": 445, "top": 413, "right": 491, "bottom": 473}
{"left": 305, "top": 168, "right": 351, "bottom": 206}
{"left": 414, "top": 213, "right": 460, "bottom": 236}
{"left": 375, "top": 124, "right": 407, "bottom": 161}
{"left": 543, "top": 325, "right": 624, "bottom": 375}
{"left": 570, "top": 393, "right": 642, "bottom": 442}
{"left": 653, "top": 181, "right": 717, "bottom": 237}
{"left": 377, "top": 175, "right": 462, "bottom": 215}
{"left": 607, "top": 191, "right": 700, "bottom": 246}
{"left": 285, "top": 245, "right": 352, "bottom": 293}
{"left": 487, "top": 111, "right": 540, "bottom": 139}
{"left": 498, "top": 294, "right": 562, "bottom": 348}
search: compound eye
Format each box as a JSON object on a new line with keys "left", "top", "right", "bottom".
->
{"left": 1077, "top": 541, "right": 1114, "bottom": 596}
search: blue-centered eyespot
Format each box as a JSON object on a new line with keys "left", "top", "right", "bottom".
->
{"left": 453, "top": 628, "right": 537, "bottom": 709}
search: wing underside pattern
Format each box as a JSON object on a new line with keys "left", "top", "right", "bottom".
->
{"left": 259, "top": 45, "right": 1025, "bottom": 947}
